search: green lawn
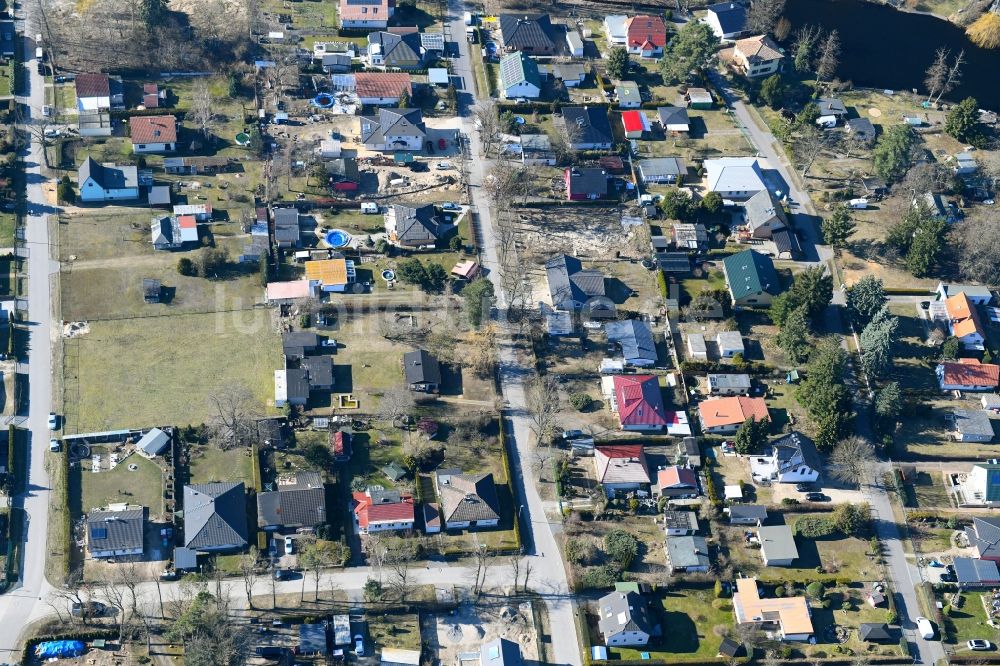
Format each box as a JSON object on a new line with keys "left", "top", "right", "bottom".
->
{"left": 943, "top": 592, "right": 992, "bottom": 646}
{"left": 188, "top": 445, "right": 255, "bottom": 486}
{"left": 0, "top": 214, "right": 14, "bottom": 249}
{"left": 77, "top": 451, "right": 164, "bottom": 513}
{"left": 369, "top": 612, "right": 421, "bottom": 651}
{"left": 67, "top": 310, "right": 282, "bottom": 433}
{"left": 0, "top": 63, "right": 11, "bottom": 98}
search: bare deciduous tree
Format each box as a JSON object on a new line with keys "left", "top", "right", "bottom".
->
{"left": 238, "top": 546, "right": 259, "bottom": 609}
{"left": 793, "top": 125, "right": 827, "bottom": 177}
{"left": 924, "top": 47, "right": 951, "bottom": 103}
{"left": 828, "top": 436, "right": 876, "bottom": 487}
{"left": 815, "top": 29, "right": 841, "bottom": 84}
{"left": 526, "top": 374, "right": 560, "bottom": 446}
{"left": 375, "top": 386, "right": 416, "bottom": 424}
{"left": 208, "top": 384, "right": 262, "bottom": 449}
{"left": 746, "top": 0, "right": 786, "bottom": 35}
{"left": 189, "top": 78, "right": 215, "bottom": 139}
{"left": 475, "top": 102, "right": 502, "bottom": 156}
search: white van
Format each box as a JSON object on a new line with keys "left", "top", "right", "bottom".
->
{"left": 848, "top": 198, "right": 869, "bottom": 209}
{"left": 360, "top": 202, "right": 378, "bottom": 214}
{"left": 916, "top": 617, "right": 935, "bottom": 640}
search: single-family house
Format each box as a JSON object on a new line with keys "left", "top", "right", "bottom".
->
{"left": 705, "top": 157, "right": 767, "bottom": 200}
{"left": 282, "top": 331, "right": 319, "bottom": 361}
{"left": 616, "top": 81, "right": 641, "bottom": 108}
{"left": 945, "top": 292, "right": 987, "bottom": 350}
{"left": 0, "top": 20, "right": 15, "bottom": 57}
{"left": 136, "top": 427, "right": 170, "bottom": 458}
{"left": 686, "top": 88, "right": 714, "bottom": 109}
{"left": 339, "top": 0, "right": 394, "bottom": 29}
{"left": 352, "top": 488, "right": 415, "bottom": 534}
{"left": 130, "top": 115, "right": 177, "bottom": 153}
{"left": 751, "top": 432, "right": 821, "bottom": 483}
{"left": 605, "top": 319, "right": 657, "bottom": 367}
{"left": 499, "top": 51, "right": 541, "bottom": 99}
{"left": 654, "top": 466, "right": 699, "bottom": 499}
{"left": 817, "top": 98, "right": 848, "bottom": 120}
{"left": 88, "top": 506, "right": 146, "bottom": 559}
{"left": 663, "top": 510, "right": 699, "bottom": 535}
{"left": 562, "top": 106, "right": 614, "bottom": 150}
{"left": 743, "top": 189, "right": 788, "bottom": 239}
{"left": 951, "top": 408, "right": 994, "bottom": 442}
{"left": 384, "top": 203, "right": 442, "bottom": 249}
{"left": 354, "top": 73, "right": 413, "bottom": 106}
{"left": 611, "top": 375, "right": 670, "bottom": 431}
{"left": 954, "top": 151, "right": 978, "bottom": 175}
{"left": 319, "top": 53, "right": 353, "bottom": 73}
{"left": 75, "top": 73, "right": 122, "bottom": 111}
{"left": 436, "top": 469, "right": 501, "bottom": 529}
{"left": 858, "top": 624, "right": 893, "bottom": 642}
{"left": 726, "top": 504, "right": 768, "bottom": 525}
{"left": 846, "top": 117, "right": 877, "bottom": 144}
{"left": 638, "top": 157, "right": 685, "bottom": 184}
{"left": 77, "top": 157, "right": 139, "bottom": 203}
{"left": 936, "top": 282, "right": 993, "bottom": 305}
{"left": 565, "top": 167, "right": 609, "bottom": 200}
{"left": 302, "top": 355, "right": 334, "bottom": 391}
{"left": 597, "top": 591, "right": 654, "bottom": 646}
{"left": 621, "top": 110, "right": 649, "bottom": 139}
{"left": 183, "top": 482, "right": 249, "bottom": 552}
{"left": 305, "top": 257, "right": 356, "bottom": 292}
{"left": 545, "top": 254, "right": 608, "bottom": 311}
{"left": 498, "top": 14, "right": 555, "bottom": 54}
{"left": 274, "top": 368, "right": 310, "bottom": 407}
{"left": 716, "top": 331, "right": 745, "bottom": 358}
{"left": 954, "top": 557, "right": 1000, "bottom": 589}
{"left": 699, "top": 396, "right": 770, "bottom": 434}
{"left": 758, "top": 525, "right": 798, "bottom": 566}
{"left": 687, "top": 333, "right": 708, "bottom": 360}
{"left": 518, "top": 134, "right": 556, "bottom": 165}
{"left": 150, "top": 216, "right": 184, "bottom": 251}
{"left": 480, "top": 638, "right": 523, "bottom": 666}
{"left": 403, "top": 349, "right": 441, "bottom": 393}
{"left": 707, "top": 373, "right": 752, "bottom": 396}
{"left": 705, "top": 2, "right": 747, "bottom": 39}
{"left": 723, "top": 249, "right": 781, "bottom": 306}
{"left": 594, "top": 444, "right": 650, "bottom": 497}
{"left": 672, "top": 222, "right": 707, "bottom": 250}
{"left": 625, "top": 15, "right": 666, "bottom": 57}
{"left": 367, "top": 31, "right": 424, "bottom": 69}
{"left": 666, "top": 535, "right": 709, "bottom": 573}
{"left": 733, "top": 578, "right": 813, "bottom": 640}
{"left": 965, "top": 516, "right": 1000, "bottom": 561}
{"left": 731, "top": 35, "right": 784, "bottom": 78}
{"left": 361, "top": 107, "right": 425, "bottom": 152}
{"left": 257, "top": 471, "right": 327, "bottom": 531}
{"left": 552, "top": 62, "right": 587, "bottom": 87}
{"left": 937, "top": 359, "right": 999, "bottom": 391}
{"left": 657, "top": 106, "right": 690, "bottom": 133}
{"left": 604, "top": 15, "right": 628, "bottom": 45}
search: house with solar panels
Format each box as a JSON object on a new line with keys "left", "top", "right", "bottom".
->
{"left": 87, "top": 506, "right": 146, "bottom": 559}
{"left": 499, "top": 52, "right": 541, "bottom": 99}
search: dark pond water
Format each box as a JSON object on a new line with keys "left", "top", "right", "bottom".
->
{"left": 784, "top": 0, "right": 1000, "bottom": 110}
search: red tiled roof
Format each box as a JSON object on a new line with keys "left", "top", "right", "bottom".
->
{"left": 331, "top": 431, "right": 352, "bottom": 457}
{"left": 339, "top": 0, "right": 393, "bottom": 21}
{"left": 75, "top": 73, "right": 110, "bottom": 99}
{"left": 352, "top": 491, "right": 414, "bottom": 529}
{"left": 658, "top": 466, "right": 697, "bottom": 488}
{"left": 947, "top": 292, "right": 986, "bottom": 340}
{"left": 699, "top": 396, "right": 770, "bottom": 429}
{"left": 621, "top": 110, "right": 645, "bottom": 133}
{"left": 613, "top": 375, "right": 668, "bottom": 427}
{"left": 354, "top": 72, "right": 412, "bottom": 99}
{"left": 130, "top": 115, "right": 177, "bottom": 144}
{"left": 939, "top": 359, "right": 1000, "bottom": 387}
{"left": 177, "top": 215, "right": 196, "bottom": 229}
{"left": 625, "top": 15, "right": 667, "bottom": 48}
{"left": 594, "top": 444, "right": 650, "bottom": 484}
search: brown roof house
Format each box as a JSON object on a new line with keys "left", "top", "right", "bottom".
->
{"left": 130, "top": 115, "right": 177, "bottom": 153}
{"left": 435, "top": 469, "right": 501, "bottom": 530}
{"left": 339, "top": 0, "right": 394, "bottom": 29}
{"left": 728, "top": 35, "right": 783, "bottom": 78}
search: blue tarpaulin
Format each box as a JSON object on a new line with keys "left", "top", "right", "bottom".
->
{"left": 36, "top": 640, "right": 86, "bottom": 658}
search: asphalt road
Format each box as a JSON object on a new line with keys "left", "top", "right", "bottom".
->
{"left": 0, "top": 22, "right": 59, "bottom": 663}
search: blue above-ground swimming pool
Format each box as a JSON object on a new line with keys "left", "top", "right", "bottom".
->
{"left": 325, "top": 229, "right": 351, "bottom": 248}
{"left": 381, "top": 269, "right": 396, "bottom": 281}
{"left": 312, "top": 93, "right": 334, "bottom": 108}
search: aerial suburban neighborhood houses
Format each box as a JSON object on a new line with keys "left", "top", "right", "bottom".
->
{"left": 2, "top": 0, "right": 1000, "bottom": 661}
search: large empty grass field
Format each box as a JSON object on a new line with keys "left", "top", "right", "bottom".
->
{"left": 64, "top": 309, "right": 281, "bottom": 433}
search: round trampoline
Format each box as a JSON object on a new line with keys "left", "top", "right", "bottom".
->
{"left": 381, "top": 269, "right": 396, "bottom": 281}
{"left": 325, "top": 229, "right": 351, "bottom": 248}
{"left": 235, "top": 132, "right": 250, "bottom": 145}
{"left": 312, "top": 93, "right": 334, "bottom": 108}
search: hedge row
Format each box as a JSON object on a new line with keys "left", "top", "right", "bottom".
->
{"left": 497, "top": 415, "right": 522, "bottom": 555}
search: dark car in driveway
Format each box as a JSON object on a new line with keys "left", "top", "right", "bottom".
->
{"left": 805, "top": 492, "right": 829, "bottom": 502}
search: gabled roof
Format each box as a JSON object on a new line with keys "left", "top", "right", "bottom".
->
{"left": 954, "top": 556, "right": 1000, "bottom": 586}
{"left": 744, "top": 190, "right": 788, "bottom": 233}
{"left": 595, "top": 444, "right": 651, "bottom": 484}
{"left": 137, "top": 428, "right": 170, "bottom": 456}
{"left": 727, "top": 504, "right": 768, "bottom": 521}
{"left": 707, "top": 2, "right": 747, "bottom": 34}
{"left": 613, "top": 375, "right": 669, "bottom": 427}
{"left": 639, "top": 158, "right": 685, "bottom": 179}
{"left": 562, "top": 106, "right": 614, "bottom": 146}
{"left": 88, "top": 507, "right": 145, "bottom": 553}
{"left": 339, "top": 0, "right": 392, "bottom": 21}
{"left": 938, "top": 359, "right": 1000, "bottom": 387}
{"left": 735, "top": 34, "right": 783, "bottom": 62}
{"left": 499, "top": 51, "right": 541, "bottom": 90}
{"left": 403, "top": 348, "right": 441, "bottom": 385}
{"left": 597, "top": 591, "right": 654, "bottom": 637}
{"left": 302, "top": 355, "right": 334, "bottom": 388}
{"left": 283, "top": 331, "right": 319, "bottom": 359}
{"left": 355, "top": 73, "right": 414, "bottom": 100}
{"left": 183, "top": 482, "right": 249, "bottom": 550}
{"left": 946, "top": 292, "right": 986, "bottom": 339}
{"left": 621, "top": 110, "right": 647, "bottom": 133}
{"left": 257, "top": 472, "right": 327, "bottom": 528}
{"left": 770, "top": 431, "right": 821, "bottom": 473}
{"left": 606, "top": 319, "right": 657, "bottom": 363}
{"left": 352, "top": 489, "right": 415, "bottom": 528}
{"left": 846, "top": 117, "right": 876, "bottom": 134}
{"left": 723, "top": 249, "right": 780, "bottom": 300}
{"left": 545, "top": 254, "right": 606, "bottom": 305}
{"left": 625, "top": 15, "right": 667, "bottom": 48}
{"left": 954, "top": 408, "right": 994, "bottom": 438}
{"left": 499, "top": 14, "right": 554, "bottom": 51}
{"left": 368, "top": 31, "right": 422, "bottom": 64}
{"left": 130, "top": 115, "right": 177, "bottom": 144}
{"left": 436, "top": 470, "right": 501, "bottom": 523}
{"left": 699, "top": 395, "right": 769, "bottom": 428}
{"left": 969, "top": 516, "right": 1000, "bottom": 558}
{"left": 387, "top": 203, "right": 441, "bottom": 245}
{"left": 76, "top": 73, "right": 111, "bottom": 98}
{"left": 79, "top": 157, "right": 138, "bottom": 190}
{"left": 657, "top": 466, "right": 697, "bottom": 488}
{"left": 305, "top": 258, "right": 349, "bottom": 286}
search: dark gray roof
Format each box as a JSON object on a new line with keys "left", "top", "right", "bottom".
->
{"left": 954, "top": 409, "right": 995, "bottom": 439}
{"left": 183, "top": 482, "right": 249, "bottom": 550}
{"left": 403, "top": 349, "right": 441, "bottom": 385}
{"left": 657, "top": 252, "right": 691, "bottom": 274}
{"left": 545, "top": 254, "right": 606, "bottom": 306}
{"left": 283, "top": 331, "right": 319, "bottom": 359}
{"left": 389, "top": 203, "right": 442, "bottom": 246}
{"left": 847, "top": 117, "right": 876, "bottom": 135}
{"left": 562, "top": 106, "right": 613, "bottom": 146}
{"left": 437, "top": 470, "right": 501, "bottom": 523}
{"left": 368, "top": 31, "right": 423, "bottom": 66}
{"left": 302, "top": 355, "right": 334, "bottom": 388}
{"left": 605, "top": 319, "right": 657, "bottom": 364}
{"left": 88, "top": 507, "right": 145, "bottom": 553}
{"left": 967, "top": 516, "right": 1000, "bottom": 558}
{"left": 718, "top": 638, "right": 745, "bottom": 658}
{"left": 79, "top": 157, "right": 138, "bottom": 190}
{"left": 285, "top": 368, "right": 311, "bottom": 401}
{"left": 566, "top": 167, "right": 608, "bottom": 196}
{"left": 663, "top": 510, "right": 698, "bottom": 531}
{"left": 657, "top": 106, "right": 690, "bottom": 127}
{"left": 770, "top": 431, "right": 821, "bottom": 474}
{"left": 597, "top": 591, "right": 654, "bottom": 637}
{"left": 818, "top": 98, "right": 848, "bottom": 116}
{"left": 638, "top": 157, "right": 684, "bottom": 179}
{"left": 174, "top": 546, "right": 199, "bottom": 570}
{"left": 859, "top": 624, "right": 892, "bottom": 642}
{"left": 728, "top": 504, "right": 768, "bottom": 521}
{"left": 744, "top": 189, "right": 787, "bottom": 234}
{"left": 499, "top": 14, "right": 554, "bottom": 52}
{"left": 666, "top": 535, "right": 710, "bottom": 569}
{"left": 326, "top": 157, "right": 359, "bottom": 182}
{"left": 772, "top": 228, "right": 802, "bottom": 258}
{"left": 706, "top": 2, "right": 747, "bottom": 34}
{"left": 299, "top": 623, "right": 327, "bottom": 654}
{"left": 257, "top": 472, "right": 326, "bottom": 528}
{"left": 361, "top": 108, "right": 426, "bottom": 145}
{"left": 480, "top": 638, "right": 523, "bottom": 666}
{"left": 273, "top": 207, "right": 299, "bottom": 227}
{"left": 680, "top": 437, "right": 699, "bottom": 456}
{"left": 954, "top": 556, "right": 1000, "bottom": 585}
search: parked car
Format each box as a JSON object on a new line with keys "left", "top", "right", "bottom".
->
{"left": 968, "top": 640, "right": 992, "bottom": 651}
{"left": 48, "top": 413, "right": 58, "bottom": 430}
{"left": 562, "top": 429, "right": 584, "bottom": 441}
{"left": 255, "top": 646, "right": 287, "bottom": 657}
{"left": 49, "top": 439, "right": 60, "bottom": 452}
{"left": 795, "top": 483, "right": 814, "bottom": 493}
{"left": 71, "top": 601, "right": 108, "bottom": 618}
{"left": 805, "top": 492, "right": 829, "bottom": 502}
{"left": 916, "top": 617, "right": 935, "bottom": 640}
{"left": 354, "top": 635, "right": 365, "bottom": 656}
{"left": 322, "top": 339, "right": 338, "bottom": 348}
{"left": 441, "top": 202, "right": 461, "bottom": 211}
{"left": 435, "top": 161, "right": 453, "bottom": 170}
{"left": 274, "top": 568, "right": 291, "bottom": 581}
{"left": 284, "top": 535, "right": 294, "bottom": 555}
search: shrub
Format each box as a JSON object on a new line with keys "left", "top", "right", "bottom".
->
{"left": 714, "top": 578, "right": 725, "bottom": 598}
{"left": 781, "top": 497, "right": 800, "bottom": 506}
{"left": 177, "top": 257, "right": 197, "bottom": 276}
{"left": 579, "top": 564, "right": 619, "bottom": 590}
{"left": 774, "top": 585, "right": 785, "bottom": 597}
{"left": 570, "top": 393, "right": 593, "bottom": 411}
{"left": 604, "top": 529, "right": 639, "bottom": 569}
{"left": 806, "top": 581, "right": 825, "bottom": 598}
{"left": 794, "top": 515, "right": 837, "bottom": 537}
{"left": 711, "top": 599, "right": 732, "bottom": 611}
{"left": 449, "top": 235, "right": 464, "bottom": 251}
